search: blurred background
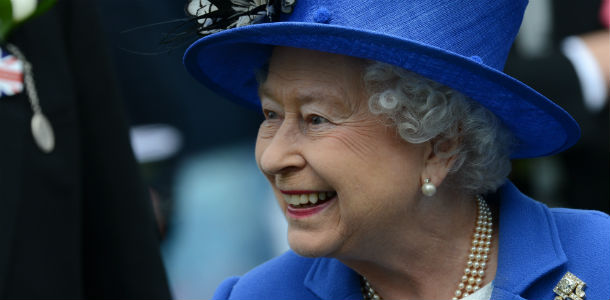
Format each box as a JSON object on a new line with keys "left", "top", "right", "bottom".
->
{"left": 93, "top": 1, "right": 285, "bottom": 299}
{"left": 90, "top": 0, "right": 608, "bottom": 298}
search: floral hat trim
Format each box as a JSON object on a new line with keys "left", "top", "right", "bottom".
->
{"left": 185, "top": 0, "right": 296, "bottom": 36}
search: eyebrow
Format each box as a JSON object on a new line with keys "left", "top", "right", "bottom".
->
{"left": 258, "top": 84, "right": 345, "bottom": 106}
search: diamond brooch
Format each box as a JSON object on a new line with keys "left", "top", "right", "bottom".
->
{"left": 553, "top": 272, "right": 586, "bottom": 300}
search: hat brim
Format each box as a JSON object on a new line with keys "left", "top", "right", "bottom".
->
{"left": 184, "top": 22, "right": 580, "bottom": 159}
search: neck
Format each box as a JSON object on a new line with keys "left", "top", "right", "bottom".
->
{"left": 336, "top": 189, "right": 498, "bottom": 299}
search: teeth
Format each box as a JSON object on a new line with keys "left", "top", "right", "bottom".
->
{"left": 283, "top": 192, "right": 336, "bottom": 206}
{"left": 284, "top": 194, "right": 300, "bottom": 205}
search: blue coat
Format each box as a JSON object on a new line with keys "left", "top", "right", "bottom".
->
{"left": 213, "top": 182, "right": 610, "bottom": 300}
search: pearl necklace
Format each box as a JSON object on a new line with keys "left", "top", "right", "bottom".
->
{"left": 360, "top": 196, "right": 493, "bottom": 300}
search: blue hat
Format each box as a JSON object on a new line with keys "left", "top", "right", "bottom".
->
{"left": 183, "top": 0, "right": 580, "bottom": 159}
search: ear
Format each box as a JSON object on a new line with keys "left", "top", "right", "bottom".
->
{"left": 420, "top": 136, "right": 460, "bottom": 188}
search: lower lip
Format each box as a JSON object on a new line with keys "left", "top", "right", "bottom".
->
{"left": 286, "top": 197, "right": 335, "bottom": 219}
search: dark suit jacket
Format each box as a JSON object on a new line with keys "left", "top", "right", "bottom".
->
{"left": 0, "top": 0, "right": 170, "bottom": 298}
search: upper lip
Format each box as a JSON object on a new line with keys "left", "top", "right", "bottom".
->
{"left": 280, "top": 190, "right": 331, "bottom": 195}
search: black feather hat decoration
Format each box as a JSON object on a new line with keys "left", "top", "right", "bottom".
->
{"left": 186, "top": 0, "right": 296, "bottom": 36}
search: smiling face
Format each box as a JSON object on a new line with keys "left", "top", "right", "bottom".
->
{"left": 255, "top": 47, "right": 429, "bottom": 259}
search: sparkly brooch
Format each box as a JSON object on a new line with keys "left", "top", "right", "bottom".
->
{"left": 553, "top": 272, "right": 586, "bottom": 300}
{"left": 185, "top": 0, "right": 296, "bottom": 36}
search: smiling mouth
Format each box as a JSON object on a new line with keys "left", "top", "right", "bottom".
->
{"left": 282, "top": 191, "right": 337, "bottom": 208}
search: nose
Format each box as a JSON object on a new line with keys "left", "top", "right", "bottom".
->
{"left": 257, "top": 119, "right": 306, "bottom": 176}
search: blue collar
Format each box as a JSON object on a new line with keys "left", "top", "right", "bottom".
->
{"left": 491, "top": 181, "right": 567, "bottom": 299}
{"left": 302, "top": 181, "right": 567, "bottom": 300}
{"left": 304, "top": 257, "right": 362, "bottom": 300}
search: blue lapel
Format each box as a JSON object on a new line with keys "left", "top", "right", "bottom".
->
{"left": 491, "top": 181, "right": 567, "bottom": 298}
{"left": 304, "top": 257, "right": 363, "bottom": 300}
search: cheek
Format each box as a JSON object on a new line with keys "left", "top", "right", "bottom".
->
{"left": 316, "top": 126, "right": 424, "bottom": 200}
{"left": 324, "top": 121, "right": 395, "bottom": 163}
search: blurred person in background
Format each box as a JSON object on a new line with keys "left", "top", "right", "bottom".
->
{"left": 0, "top": 0, "right": 170, "bottom": 297}
{"left": 505, "top": 0, "right": 609, "bottom": 212}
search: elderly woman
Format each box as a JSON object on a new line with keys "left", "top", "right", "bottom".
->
{"left": 182, "top": 0, "right": 609, "bottom": 299}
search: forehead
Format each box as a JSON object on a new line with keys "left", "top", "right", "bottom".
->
{"left": 259, "top": 47, "right": 367, "bottom": 106}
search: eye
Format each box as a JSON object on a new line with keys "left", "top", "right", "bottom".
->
{"left": 264, "top": 110, "right": 279, "bottom": 120}
{"left": 309, "top": 115, "right": 329, "bottom": 125}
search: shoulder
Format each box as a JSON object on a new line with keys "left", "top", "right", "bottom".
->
{"left": 549, "top": 208, "right": 609, "bottom": 298}
{"left": 550, "top": 207, "right": 610, "bottom": 241}
{"left": 550, "top": 206, "right": 610, "bottom": 231}
{"left": 550, "top": 207, "right": 610, "bottom": 269}
{"left": 496, "top": 182, "right": 609, "bottom": 299}
{"left": 212, "top": 251, "right": 320, "bottom": 300}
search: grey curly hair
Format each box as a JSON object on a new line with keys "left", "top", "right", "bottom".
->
{"left": 363, "top": 61, "right": 515, "bottom": 194}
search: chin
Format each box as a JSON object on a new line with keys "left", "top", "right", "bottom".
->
{"left": 287, "top": 229, "right": 342, "bottom": 258}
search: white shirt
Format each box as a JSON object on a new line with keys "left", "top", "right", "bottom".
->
{"left": 462, "top": 281, "right": 494, "bottom": 300}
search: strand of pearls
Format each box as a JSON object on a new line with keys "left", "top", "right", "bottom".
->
{"left": 453, "top": 195, "right": 492, "bottom": 299}
{"left": 360, "top": 196, "right": 492, "bottom": 300}
{"left": 361, "top": 276, "right": 381, "bottom": 300}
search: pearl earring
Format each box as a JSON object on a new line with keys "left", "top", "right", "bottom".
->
{"left": 421, "top": 178, "right": 436, "bottom": 196}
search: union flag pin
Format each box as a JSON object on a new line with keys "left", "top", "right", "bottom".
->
{"left": 0, "top": 45, "right": 24, "bottom": 98}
